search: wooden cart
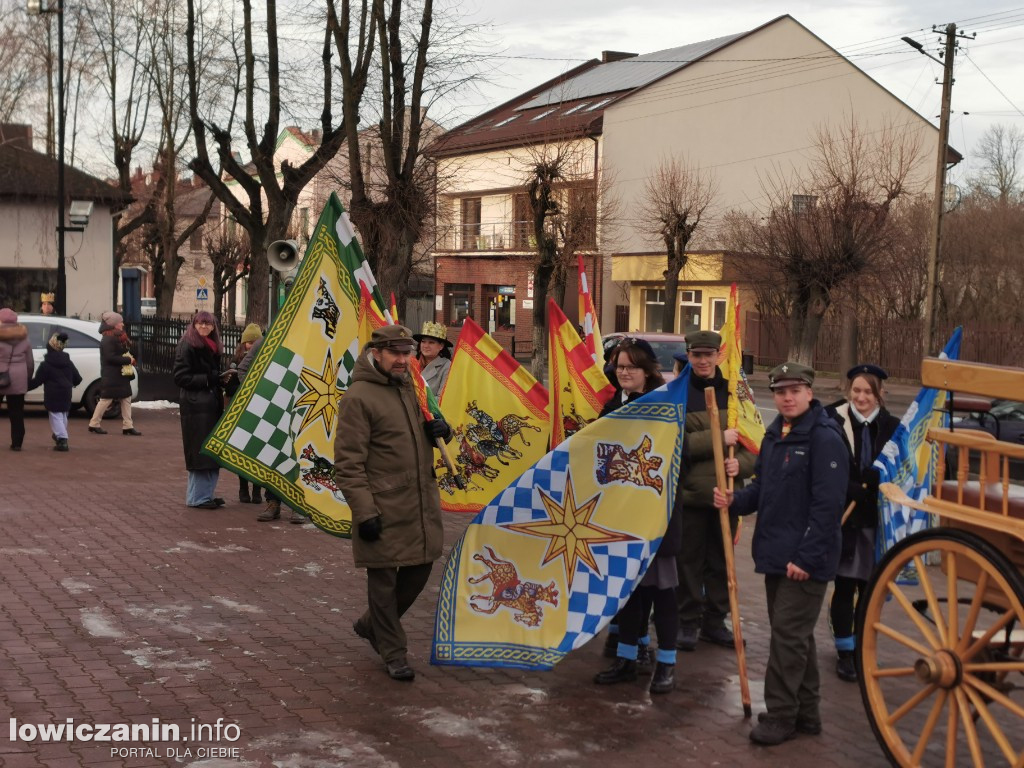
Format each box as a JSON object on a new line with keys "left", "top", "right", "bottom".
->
{"left": 857, "top": 358, "right": 1024, "bottom": 767}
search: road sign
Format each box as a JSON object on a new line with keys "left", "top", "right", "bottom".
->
{"left": 198, "top": 276, "right": 208, "bottom": 287}
{"left": 196, "top": 288, "right": 209, "bottom": 300}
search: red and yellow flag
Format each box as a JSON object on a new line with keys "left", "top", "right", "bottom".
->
{"left": 718, "top": 283, "right": 765, "bottom": 454}
{"left": 357, "top": 282, "right": 388, "bottom": 348}
{"left": 577, "top": 255, "right": 603, "bottom": 364}
{"left": 548, "top": 299, "right": 615, "bottom": 448}
{"left": 437, "top": 318, "right": 549, "bottom": 513}
{"left": 390, "top": 291, "right": 399, "bottom": 325}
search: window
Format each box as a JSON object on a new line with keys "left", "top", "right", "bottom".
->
{"left": 678, "top": 290, "right": 702, "bottom": 334}
{"left": 446, "top": 283, "right": 475, "bottom": 326}
{"left": 460, "top": 198, "right": 481, "bottom": 250}
{"left": 711, "top": 298, "right": 727, "bottom": 332}
{"left": 24, "top": 321, "right": 52, "bottom": 349}
{"left": 564, "top": 103, "right": 590, "bottom": 115}
{"left": 493, "top": 114, "right": 520, "bottom": 128}
{"left": 792, "top": 194, "right": 817, "bottom": 215}
{"left": 482, "top": 285, "right": 516, "bottom": 331}
{"left": 513, "top": 193, "right": 532, "bottom": 249}
{"left": 643, "top": 288, "right": 665, "bottom": 332}
{"left": 586, "top": 97, "right": 614, "bottom": 111}
{"left": 53, "top": 326, "right": 99, "bottom": 349}
{"left": 568, "top": 186, "right": 597, "bottom": 248}
{"left": 530, "top": 108, "right": 557, "bottom": 122}
{"left": 189, "top": 224, "right": 204, "bottom": 252}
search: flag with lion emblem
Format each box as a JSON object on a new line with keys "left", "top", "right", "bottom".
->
{"left": 432, "top": 366, "right": 691, "bottom": 670}
{"left": 202, "top": 193, "right": 387, "bottom": 537}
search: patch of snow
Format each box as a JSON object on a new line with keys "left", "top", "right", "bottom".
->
{"left": 80, "top": 607, "right": 124, "bottom": 638}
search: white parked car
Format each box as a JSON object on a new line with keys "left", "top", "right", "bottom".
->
{"left": 19, "top": 315, "right": 140, "bottom": 417}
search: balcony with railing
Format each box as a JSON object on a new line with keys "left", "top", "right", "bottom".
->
{"left": 437, "top": 219, "right": 596, "bottom": 253}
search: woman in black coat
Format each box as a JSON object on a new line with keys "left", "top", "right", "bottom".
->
{"left": 593, "top": 338, "right": 679, "bottom": 694}
{"left": 29, "top": 333, "right": 82, "bottom": 451}
{"left": 825, "top": 364, "right": 900, "bottom": 683}
{"left": 87, "top": 311, "right": 141, "bottom": 436}
{"left": 174, "top": 311, "right": 225, "bottom": 509}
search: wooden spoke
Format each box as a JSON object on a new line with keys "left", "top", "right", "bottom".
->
{"left": 888, "top": 581, "right": 944, "bottom": 651}
{"left": 872, "top": 666, "right": 917, "bottom": 678}
{"left": 875, "top": 621, "right": 935, "bottom": 658}
{"left": 962, "top": 661, "right": 1024, "bottom": 674}
{"left": 963, "top": 673, "right": 1024, "bottom": 721}
{"left": 887, "top": 683, "right": 939, "bottom": 726}
{"left": 946, "top": 552, "right": 958, "bottom": 648}
{"left": 911, "top": 689, "right": 949, "bottom": 766}
{"left": 963, "top": 610, "right": 1017, "bottom": 662}
{"left": 946, "top": 690, "right": 959, "bottom": 768}
{"left": 962, "top": 681, "right": 1020, "bottom": 765}
{"left": 955, "top": 687, "right": 986, "bottom": 768}
{"left": 916, "top": 555, "right": 950, "bottom": 648}
{"left": 957, "top": 570, "right": 991, "bottom": 654}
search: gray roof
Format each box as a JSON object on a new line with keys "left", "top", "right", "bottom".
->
{"left": 518, "top": 31, "right": 746, "bottom": 110}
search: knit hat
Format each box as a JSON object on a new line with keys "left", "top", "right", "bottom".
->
{"left": 0, "top": 307, "right": 16, "bottom": 324}
{"left": 105, "top": 311, "right": 124, "bottom": 327}
{"left": 240, "top": 323, "right": 263, "bottom": 344}
{"left": 48, "top": 333, "right": 68, "bottom": 351}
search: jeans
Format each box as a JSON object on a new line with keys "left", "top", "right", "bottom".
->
{"left": 48, "top": 411, "right": 70, "bottom": 439}
{"left": 186, "top": 469, "right": 220, "bottom": 506}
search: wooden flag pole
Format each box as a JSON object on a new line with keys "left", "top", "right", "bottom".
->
{"left": 841, "top": 500, "right": 856, "bottom": 526}
{"left": 705, "top": 386, "right": 753, "bottom": 718}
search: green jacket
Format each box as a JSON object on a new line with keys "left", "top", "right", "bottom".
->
{"left": 681, "top": 371, "right": 757, "bottom": 511}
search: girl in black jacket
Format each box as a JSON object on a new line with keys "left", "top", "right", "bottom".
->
{"left": 173, "top": 312, "right": 225, "bottom": 509}
{"left": 28, "top": 333, "right": 82, "bottom": 451}
{"left": 593, "top": 338, "right": 679, "bottom": 694}
{"left": 825, "top": 364, "right": 900, "bottom": 683}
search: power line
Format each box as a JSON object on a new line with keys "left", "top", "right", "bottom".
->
{"left": 962, "top": 53, "right": 1024, "bottom": 118}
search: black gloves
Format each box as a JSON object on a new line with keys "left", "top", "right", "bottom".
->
{"left": 358, "top": 516, "right": 382, "bottom": 542}
{"left": 424, "top": 417, "right": 452, "bottom": 442}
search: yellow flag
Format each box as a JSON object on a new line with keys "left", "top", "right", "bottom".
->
{"left": 718, "top": 283, "right": 765, "bottom": 454}
{"left": 548, "top": 299, "right": 615, "bottom": 447}
{"left": 437, "top": 318, "right": 550, "bottom": 513}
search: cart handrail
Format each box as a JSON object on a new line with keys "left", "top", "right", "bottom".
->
{"left": 927, "top": 427, "right": 1024, "bottom": 460}
{"left": 880, "top": 482, "right": 1024, "bottom": 540}
{"left": 922, "top": 358, "right": 1024, "bottom": 401}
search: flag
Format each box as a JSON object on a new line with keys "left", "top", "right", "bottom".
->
{"left": 357, "top": 282, "right": 388, "bottom": 348}
{"left": 432, "top": 366, "right": 691, "bottom": 670}
{"left": 436, "top": 318, "right": 549, "bottom": 513}
{"left": 718, "top": 283, "right": 765, "bottom": 453}
{"left": 202, "top": 193, "right": 376, "bottom": 538}
{"left": 578, "top": 255, "right": 603, "bottom": 364}
{"left": 875, "top": 326, "right": 963, "bottom": 553}
{"left": 548, "top": 299, "right": 614, "bottom": 447}
{"left": 390, "top": 291, "right": 399, "bottom": 325}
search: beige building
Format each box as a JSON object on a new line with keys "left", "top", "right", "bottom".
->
{"left": 429, "top": 15, "right": 948, "bottom": 345}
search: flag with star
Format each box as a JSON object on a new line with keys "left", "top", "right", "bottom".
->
{"left": 202, "top": 192, "right": 383, "bottom": 537}
{"left": 432, "top": 366, "right": 691, "bottom": 671}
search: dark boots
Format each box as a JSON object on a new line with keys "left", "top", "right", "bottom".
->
{"left": 257, "top": 500, "right": 281, "bottom": 522}
{"left": 594, "top": 658, "right": 637, "bottom": 685}
{"left": 649, "top": 662, "right": 675, "bottom": 694}
{"left": 54, "top": 438, "right": 69, "bottom": 452}
{"left": 238, "top": 477, "right": 251, "bottom": 503}
{"left": 836, "top": 652, "right": 858, "bottom": 682}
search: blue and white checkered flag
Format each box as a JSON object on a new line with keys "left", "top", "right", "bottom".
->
{"left": 874, "top": 327, "right": 963, "bottom": 554}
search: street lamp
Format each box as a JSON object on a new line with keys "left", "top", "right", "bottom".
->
{"left": 27, "top": 0, "right": 69, "bottom": 316}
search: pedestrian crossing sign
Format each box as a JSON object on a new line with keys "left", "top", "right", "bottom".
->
{"left": 196, "top": 288, "right": 209, "bottom": 300}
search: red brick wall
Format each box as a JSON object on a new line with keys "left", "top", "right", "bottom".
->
{"left": 433, "top": 252, "right": 605, "bottom": 357}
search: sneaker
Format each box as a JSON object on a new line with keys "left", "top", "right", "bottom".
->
{"left": 750, "top": 716, "right": 797, "bottom": 745}
{"left": 593, "top": 658, "right": 638, "bottom": 685}
{"left": 759, "top": 711, "right": 821, "bottom": 736}
{"left": 677, "top": 623, "right": 699, "bottom": 652}
{"left": 191, "top": 500, "right": 219, "bottom": 509}
{"left": 213, "top": 497, "right": 226, "bottom": 507}
{"left": 257, "top": 501, "right": 282, "bottom": 522}
{"left": 649, "top": 662, "right": 675, "bottom": 694}
{"left": 385, "top": 660, "right": 415, "bottom": 681}
{"left": 700, "top": 623, "right": 736, "bottom": 648}
{"left": 836, "top": 654, "right": 858, "bottom": 683}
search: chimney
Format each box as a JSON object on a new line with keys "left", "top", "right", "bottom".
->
{"left": 601, "top": 50, "right": 637, "bottom": 63}
{"left": 310, "top": 128, "right": 322, "bottom": 144}
{"left": 0, "top": 123, "right": 33, "bottom": 150}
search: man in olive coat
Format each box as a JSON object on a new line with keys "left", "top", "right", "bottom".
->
{"left": 334, "top": 324, "right": 452, "bottom": 681}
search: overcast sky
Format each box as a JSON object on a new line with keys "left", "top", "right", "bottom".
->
{"left": 454, "top": 1, "right": 1024, "bottom": 187}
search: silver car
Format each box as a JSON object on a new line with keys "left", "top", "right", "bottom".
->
{"left": 20, "top": 315, "right": 140, "bottom": 417}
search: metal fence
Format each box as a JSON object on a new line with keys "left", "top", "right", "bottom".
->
{"left": 125, "top": 318, "right": 246, "bottom": 374}
{"left": 746, "top": 313, "right": 1024, "bottom": 379}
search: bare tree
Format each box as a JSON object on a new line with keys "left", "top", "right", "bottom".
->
{"left": 185, "top": 0, "right": 354, "bottom": 325}
{"left": 206, "top": 226, "right": 250, "bottom": 322}
{"left": 722, "top": 118, "right": 926, "bottom": 364}
{"left": 0, "top": 7, "right": 40, "bottom": 122}
{"left": 971, "top": 123, "right": 1024, "bottom": 204}
{"left": 637, "top": 156, "right": 717, "bottom": 333}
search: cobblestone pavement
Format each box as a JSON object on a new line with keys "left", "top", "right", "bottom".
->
{"left": 0, "top": 407, "right": 890, "bottom": 768}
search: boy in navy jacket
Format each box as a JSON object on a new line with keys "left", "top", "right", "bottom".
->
{"left": 715, "top": 362, "right": 847, "bottom": 746}
{"left": 28, "top": 333, "right": 82, "bottom": 452}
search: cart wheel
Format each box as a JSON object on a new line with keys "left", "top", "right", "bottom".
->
{"left": 857, "top": 529, "right": 1024, "bottom": 767}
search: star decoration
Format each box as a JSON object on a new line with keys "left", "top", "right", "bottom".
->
{"left": 502, "top": 471, "right": 639, "bottom": 590}
{"left": 294, "top": 350, "right": 340, "bottom": 437}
